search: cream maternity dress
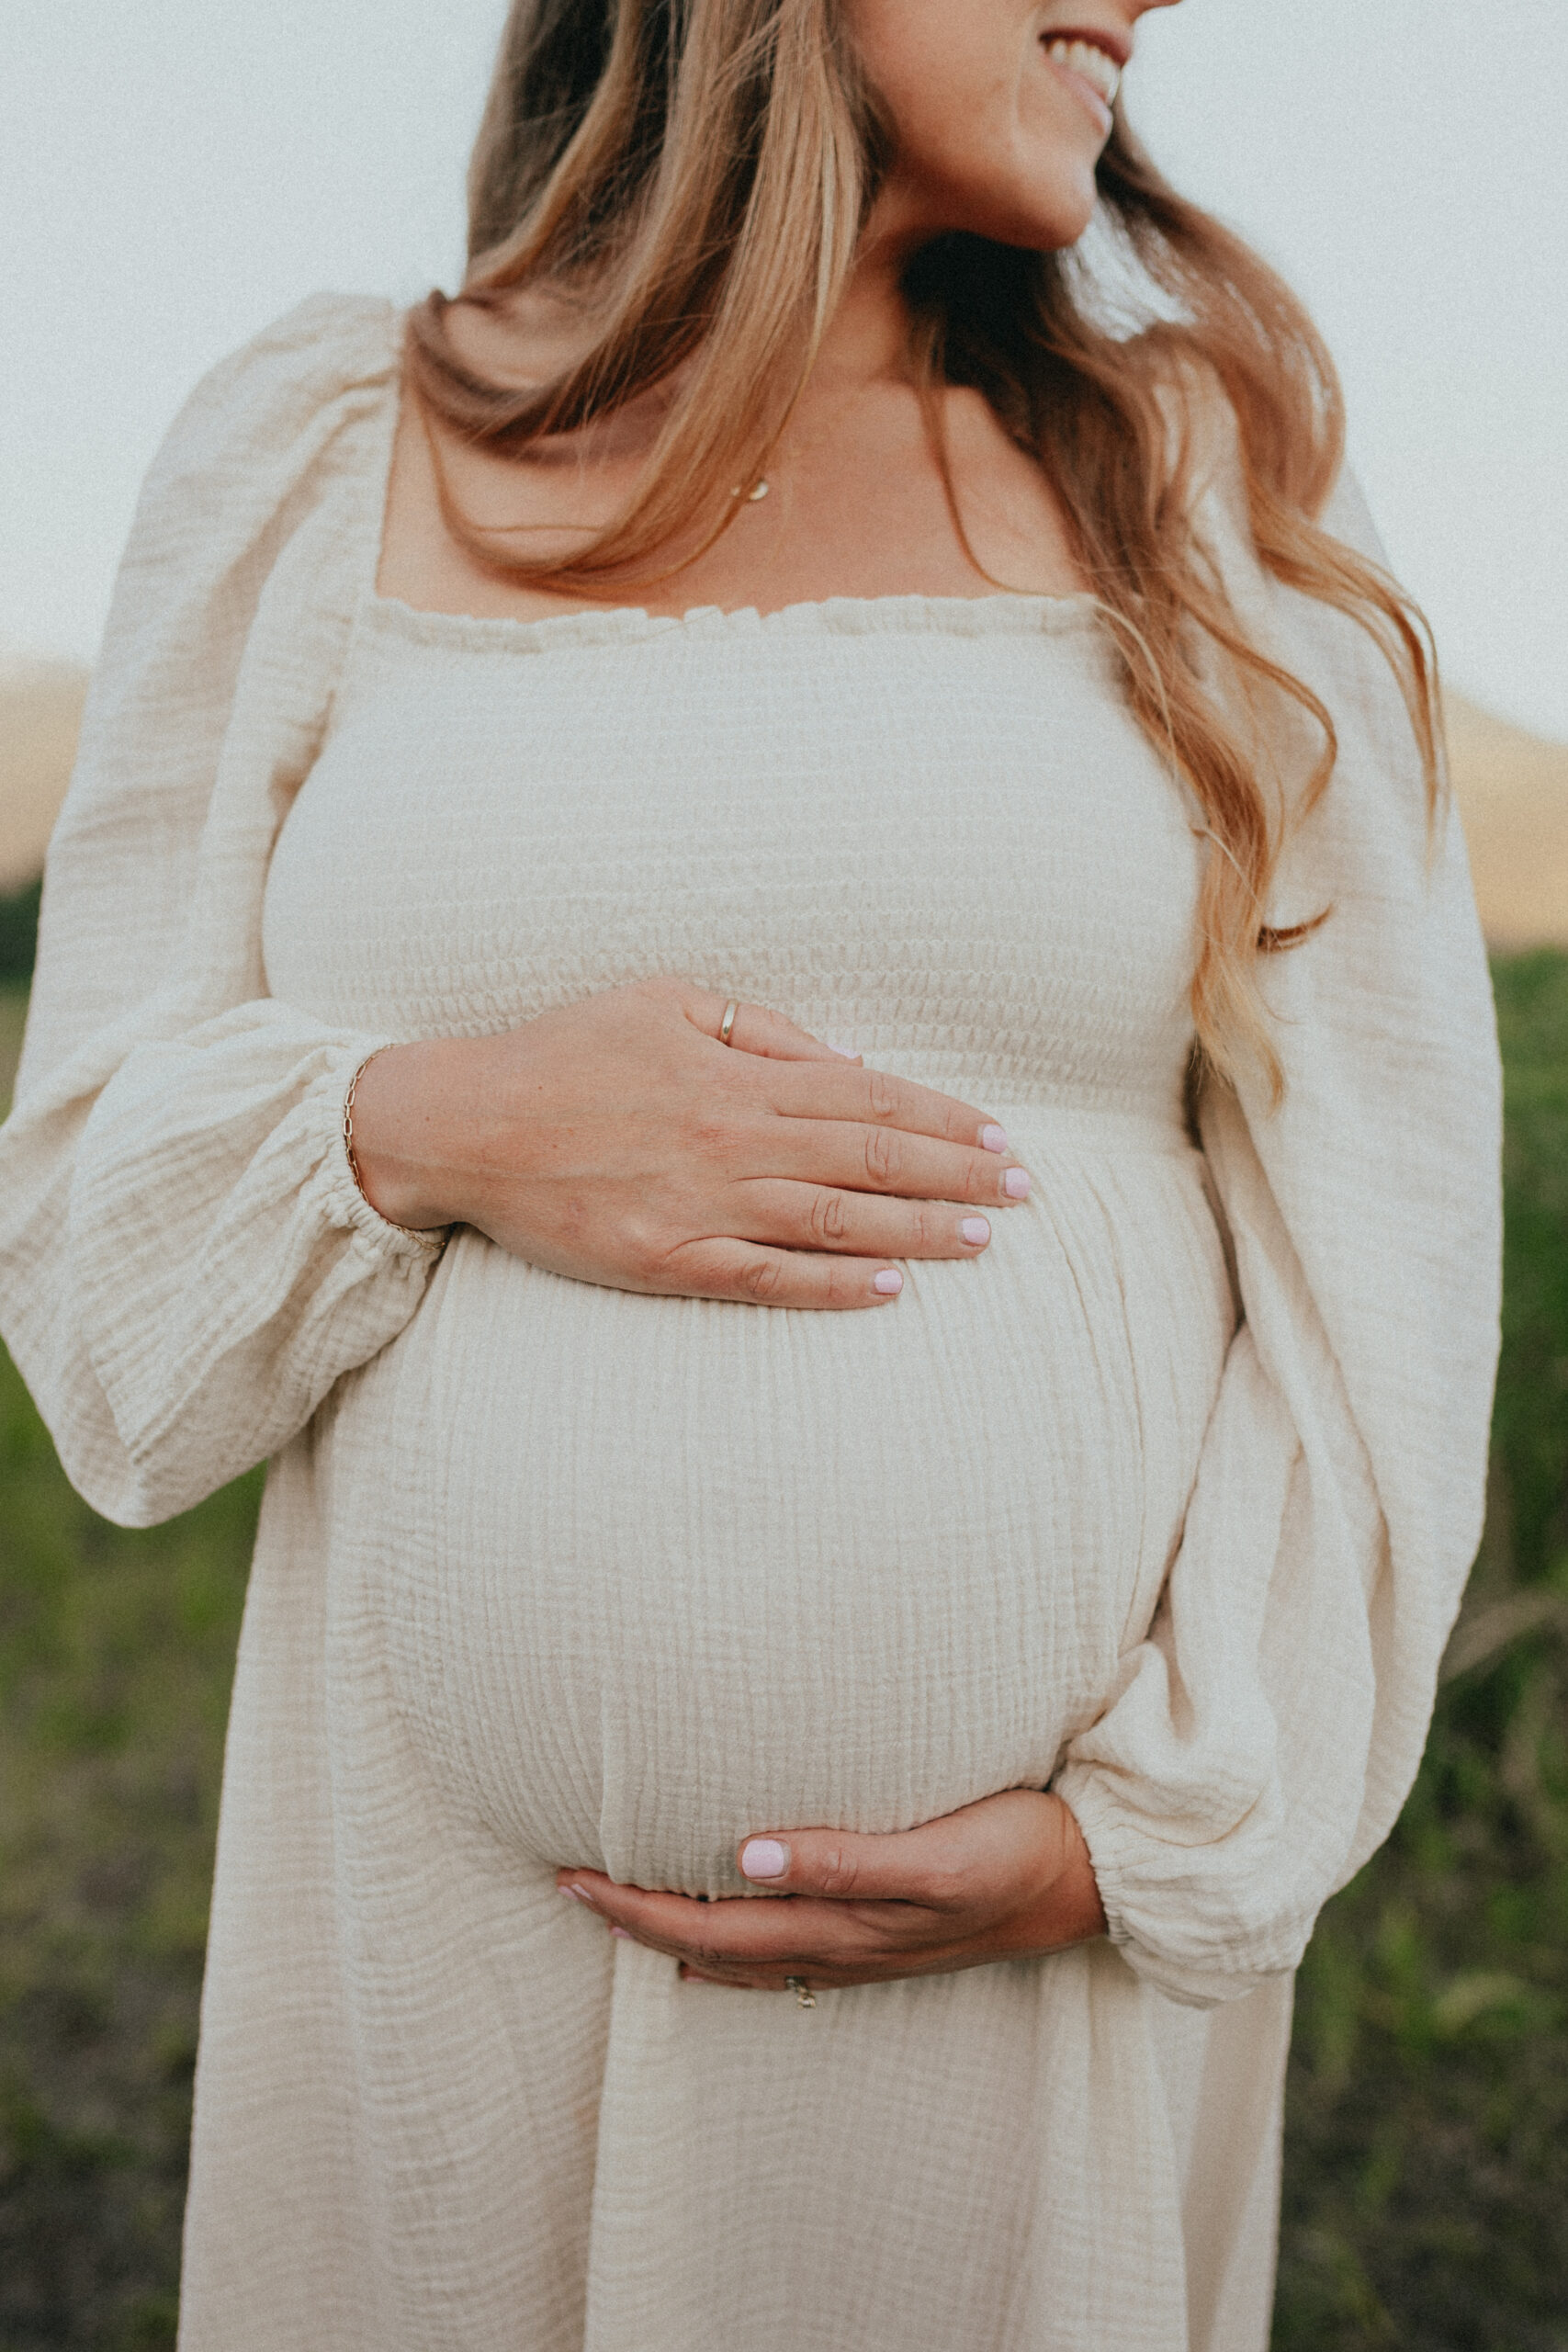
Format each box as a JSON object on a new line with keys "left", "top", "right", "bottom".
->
{"left": 0, "top": 298, "right": 1501, "bottom": 2352}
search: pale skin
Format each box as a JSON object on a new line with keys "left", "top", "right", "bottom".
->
{"left": 356, "top": 0, "right": 1180, "bottom": 1991}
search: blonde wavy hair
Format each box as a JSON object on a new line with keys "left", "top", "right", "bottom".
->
{"left": 405, "top": 0, "right": 1440, "bottom": 1100}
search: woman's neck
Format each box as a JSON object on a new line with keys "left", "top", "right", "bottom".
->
{"left": 798, "top": 250, "right": 913, "bottom": 403}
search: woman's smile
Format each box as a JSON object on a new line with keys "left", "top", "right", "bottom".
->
{"left": 844, "top": 0, "right": 1171, "bottom": 256}
{"left": 1040, "top": 31, "right": 1127, "bottom": 136}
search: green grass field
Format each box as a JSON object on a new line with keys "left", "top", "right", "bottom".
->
{"left": 1, "top": 960, "right": 1565, "bottom": 2352}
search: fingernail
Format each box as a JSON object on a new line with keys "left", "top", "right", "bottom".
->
{"left": 1003, "top": 1167, "right": 1031, "bottom": 1200}
{"left": 609, "top": 1925, "right": 633, "bottom": 1939}
{"left": 559, "top": 1883, "right": 595, "bottom": 1906}
{"left": 874, "top": 1269, "right": 903, "bottom": 1295}
{"left": 829, "top": 1045, "right": 858, "bottom": 1059}
{"left": 980, "top": 1124, "right": 1010, "bottom": 1154}
{"left": 740, "top": 1838, "right": 789, "bottom": 1881}
{"left": 961, "top": 1216, "right": 990, "bottom": 1247}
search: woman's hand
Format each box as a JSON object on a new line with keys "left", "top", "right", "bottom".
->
{"left": 555, "top": 1790, "right": 1105, "bottom": 1989}
{"left": 346, "top": 977, "right": 1030, "bottom": 1308}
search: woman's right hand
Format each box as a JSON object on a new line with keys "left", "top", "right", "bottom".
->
{"left": 346, "top": 978, "right": 1030, "bottom": 1309}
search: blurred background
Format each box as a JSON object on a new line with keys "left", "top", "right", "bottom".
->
{"left": 2, "top": 2, "right": 1565, "bottom": 2345}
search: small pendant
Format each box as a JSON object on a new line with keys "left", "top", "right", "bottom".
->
{"left": 730, "top": 478, "right": 770, "bottom": 502}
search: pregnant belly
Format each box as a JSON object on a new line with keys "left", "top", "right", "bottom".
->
{"left": 325, "top": 1118, "right": 1232, "bottom": 1895}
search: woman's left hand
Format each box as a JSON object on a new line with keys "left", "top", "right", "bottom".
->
{"left": 555, "top": 1789, "right": 1106, "bottom": 1990}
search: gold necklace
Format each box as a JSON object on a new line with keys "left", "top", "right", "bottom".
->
{"left": 729, "top": 378, "right": 880, "bottom": 505}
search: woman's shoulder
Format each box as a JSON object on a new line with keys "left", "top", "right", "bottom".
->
{"left": 143, "top": 293, "right": 404, "bottom": 509}
{"left": 1130, "top": 332, "right": 1386, "bottom": 580}
{"left": 71, "top": 295, "right": 410, "bottom": 852}
{"left": 102, "top": 293, "right": 407, "bottom": 656}
{"left": 200, "top": 289, "right": 403, "bottom": 396}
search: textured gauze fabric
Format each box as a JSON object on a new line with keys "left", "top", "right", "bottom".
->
{"left": 0, "top": 296, "right": 1501, "bottom": 2352}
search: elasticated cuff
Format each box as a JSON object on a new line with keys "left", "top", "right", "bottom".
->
{"left": 1055, "top": 1765, "right": 1293, "bottom": 2012}
{"left": 309, "top": 1039, "right": 451, "bottom": 1262}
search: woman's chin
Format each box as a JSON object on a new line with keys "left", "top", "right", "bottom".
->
{"left": 965, "top": 170, "right": 1102, "bottom": 256}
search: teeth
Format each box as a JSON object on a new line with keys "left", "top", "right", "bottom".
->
{"left": 1043, "top": 37, "right": 1122, "bottom": 110}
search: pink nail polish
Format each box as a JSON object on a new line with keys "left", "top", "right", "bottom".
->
{"left": 1003, "top": 1167, "right": 1031, "bottom": 1200}
{"left": 829, "top": 1045, "right": 858, "bottom": 1058}
{"left": 609, "top": 1925, "right": 633, "bottom": 1939}
{"left": 559, "top": 1883, "right": 595, "bottom": 1905}
{"left": 874, "top": 1269, "right": 903, "bottom": 1295}
{"left": 961, "top": 1216, "right": 990, "bottom": 1246}
{"left": 740, "top": 1838, "right": 789, "bottom": 1880}
{"left": 980, "top": 1124, "right": 1010, "bottom": 1154}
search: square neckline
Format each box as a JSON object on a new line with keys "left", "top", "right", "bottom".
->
{"left": 367, "top": 334, "right": 1103, "bottom": 649}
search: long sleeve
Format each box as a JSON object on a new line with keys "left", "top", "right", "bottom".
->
{"left": 1055, "top": 458, "right": 1503, "bottom": 2007}
{"left": 0, "top": 294, "right": 446, "bottom": 1529}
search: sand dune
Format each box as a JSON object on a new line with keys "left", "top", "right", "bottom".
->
{"left": 0, "top": 659, "right": 89, "bottom": 892}
{"left": 2, "top": 659, "right": 1565, "bottom": 946}
{"left": 1442, "top": 695, "right": 1568, "bottom": 952}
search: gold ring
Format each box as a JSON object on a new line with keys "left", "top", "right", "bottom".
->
{"left": 718, "top": 1000, "right": 740, "bottom": 1047}
{"left": 785, "top": 1975, "right": 817, "bottom": 2009}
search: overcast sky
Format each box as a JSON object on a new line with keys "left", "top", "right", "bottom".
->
{"left": 4, "top": 0, "right": 1564, "bottom": 739}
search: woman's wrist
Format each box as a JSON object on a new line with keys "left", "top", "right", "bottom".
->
{"left": 1029, "top": 1795, "right": 1107, "bottom": 1953}
{"left": 344, "top": 1035, "right": 495, "bottom": 1232}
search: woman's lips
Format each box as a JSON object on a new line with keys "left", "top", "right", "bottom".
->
{"left": 1041, "top": 34, "right": 1123, "bottom": 135}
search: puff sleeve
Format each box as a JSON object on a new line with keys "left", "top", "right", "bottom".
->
{"left": 0, "top": 295, "right": 446, "bottom": 1528}
{"left": 1055, "top": 460, "right": 1503, "bottom": 2007}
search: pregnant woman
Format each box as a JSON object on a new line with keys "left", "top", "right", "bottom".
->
{"left": 0, "top": 2, "right": 1501, "bottom": 2346}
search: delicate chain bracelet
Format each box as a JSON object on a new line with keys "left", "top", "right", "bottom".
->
{"left": 343, "top": 1047, "right": 430, "bottom": 1236}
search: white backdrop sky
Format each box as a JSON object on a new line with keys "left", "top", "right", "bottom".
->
{"left": 4, "top": 0, "right": 1565, "bottom": 738}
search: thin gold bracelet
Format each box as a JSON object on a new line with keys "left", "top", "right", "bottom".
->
{"left": 343, "top": 1047, "right": 429, "bottom": 1236}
